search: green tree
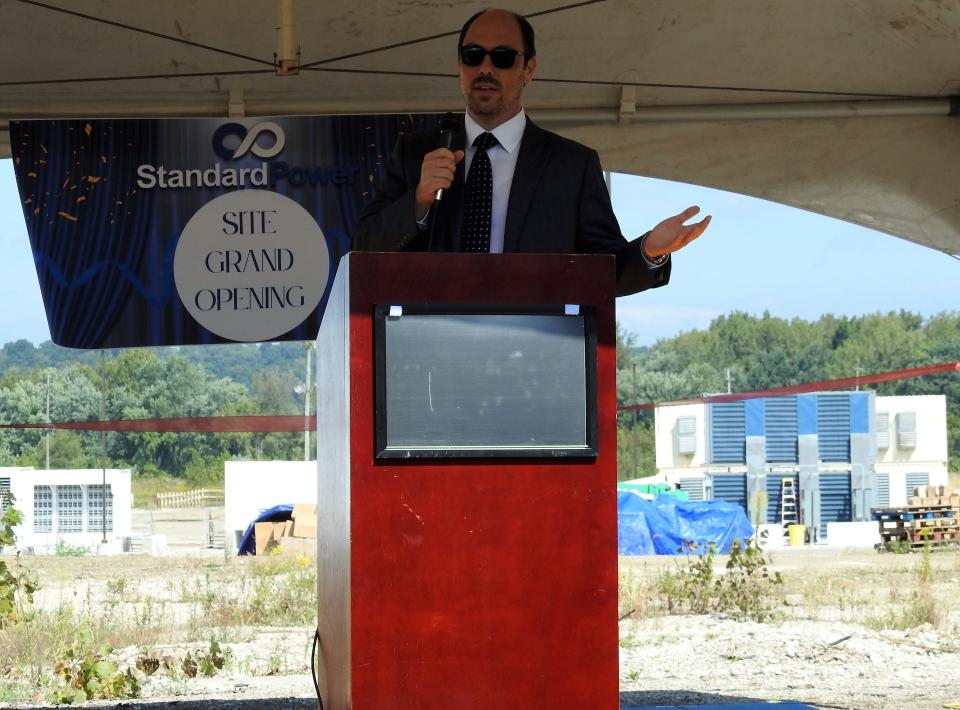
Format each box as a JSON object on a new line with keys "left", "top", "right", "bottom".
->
{"left": 103, "top": 350, "right": 249, "bottom": 475}
{"left": 247, "top": 366, "right": 302, "bottom": 460}
{"left": 0, "top": 366, "right": 100, "bottom": 464}
{"left": 0, "top": 339, "right": 40, "bottom": 373}
{"left": 617, "top": 420, "right": 655, "bottom": 481}
{"left": 32, "top": 430, "right": 89, "bottom": 469}
{"left": 251, "top": 366, "right": 299, "bottom": 414}
{"left": 826, "top": 312, "right": 927, "bottom": 384}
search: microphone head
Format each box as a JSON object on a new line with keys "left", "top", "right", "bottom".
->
{"left": 438, "top": 112, "right": 463, "bottom": 151}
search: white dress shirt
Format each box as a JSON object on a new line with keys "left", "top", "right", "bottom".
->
{"left": 463, "top": 109, "right": 526, "bottom": 254}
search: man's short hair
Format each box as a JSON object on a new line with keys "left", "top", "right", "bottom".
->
{"left": 458, "top": 9, "right": 536, "bottom": 64}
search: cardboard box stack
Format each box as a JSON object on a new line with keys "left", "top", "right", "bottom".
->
{"left": 253, "top": 503, "right": 317, "bottom": 556}
{"left": 908, "top": 485, "right": 960, "bottom": 511}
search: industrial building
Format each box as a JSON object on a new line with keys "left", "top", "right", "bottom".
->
{"left": 654, "top": 393, "right": 948, "bottom": 542}
{"left": 1, "top": 467, "right": 132, "bottom": 554}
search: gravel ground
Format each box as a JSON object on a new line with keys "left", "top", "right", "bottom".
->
{"left": 617, "top": 545, "right": 960, "bottom": 709}
{"left": 4, "top": 540, "right": 960, "bottom": 708}
{"left": 619, "top": 615, "right": 960, "bottom": 709}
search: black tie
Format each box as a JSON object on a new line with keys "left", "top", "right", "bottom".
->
{"left": 461, "top": 132, "right": 498, "bottom": 253}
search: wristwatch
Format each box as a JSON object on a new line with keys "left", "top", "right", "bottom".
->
{"left": 640, "top": 234, "right": 668, "bottom": 266}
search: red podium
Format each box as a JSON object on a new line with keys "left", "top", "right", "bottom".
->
{"left": 315, "top": 252, "right": 619, "bottom": 709}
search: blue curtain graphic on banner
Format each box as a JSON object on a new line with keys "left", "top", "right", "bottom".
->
{"left": 10, "top": 114, "right": 440, "bottom": 349}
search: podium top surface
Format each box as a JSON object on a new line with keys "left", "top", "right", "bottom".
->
{"left": 339, "top": 251, "right": 616, "bottom": 307}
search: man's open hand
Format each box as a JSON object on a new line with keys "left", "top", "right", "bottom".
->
{"left": 415, "top": 148, "right": 465, "bottom": 220}
{"left": 644, "top": 206, "right": 711, "bottom": 258}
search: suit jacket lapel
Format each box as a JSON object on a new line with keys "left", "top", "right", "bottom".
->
{"left": 503, "top": 119, "right": 552, "bottom": 253}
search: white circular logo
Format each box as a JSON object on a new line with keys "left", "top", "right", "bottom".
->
{"left": 174, "top": 189, "right": 329, "bottom": 342}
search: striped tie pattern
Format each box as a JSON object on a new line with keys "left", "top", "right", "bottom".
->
{"left": 460, "top": 132, "right": 498, "bottom": 253}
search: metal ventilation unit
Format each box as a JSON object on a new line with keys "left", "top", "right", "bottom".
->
{"left": 876, "top": 412, "right": 890, "bottom": 449}
{"left": 676, "top": 416, "right": 697, "bottom": 455}
{"left": 896, "top": 411, "right": 917, "bottom": 449}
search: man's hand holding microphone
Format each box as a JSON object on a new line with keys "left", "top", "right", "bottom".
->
{"left": 415, "top": 114, "right": 465, "bottom": 221}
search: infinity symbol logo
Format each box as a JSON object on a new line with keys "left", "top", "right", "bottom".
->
{"left": 212, "top": 121, "right": 286, "bottom": 161}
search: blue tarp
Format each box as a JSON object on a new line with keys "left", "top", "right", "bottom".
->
{"left": 617, "top": 491, "right": 754, "bottom": 555}
{"left": 237, "top": 504, "right": 293, "bottom": 556}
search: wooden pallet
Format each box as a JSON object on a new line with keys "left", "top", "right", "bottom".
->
{"left": 873, "top": 506, "right": 956, "bottom": 521}
{"left": 874, "top": 504, "right": 960, "bottom": 552}
{"left": 882, "top": 528, "right": 960, "bottom": 543}
{"left": 879, "top": 542, "right": 959, "bottom": 551}
{"left": 911, "top": 517, "right": 957, "bottom": 529}
{"left": 878, "top": 538, "right": 960, "bottom": 551}
{"left": 879, "top": 519, "right": 959, "bottom": 533}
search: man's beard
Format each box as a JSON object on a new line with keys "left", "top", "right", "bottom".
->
{"left": 466, "top": 77, "right": 504, "bottom": 117}
{"left": 467, "top": 92, "right": 503, "bottom": 117}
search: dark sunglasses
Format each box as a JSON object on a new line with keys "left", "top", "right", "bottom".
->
{"left": 459, "top": 44, "right": 528, "bottom": 69}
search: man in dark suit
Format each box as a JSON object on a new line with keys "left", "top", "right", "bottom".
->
{"left": 352, "top": 8, "right": 709, "bottom": 295}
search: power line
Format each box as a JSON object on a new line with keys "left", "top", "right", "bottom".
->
{"left": 618, "top": 361, "right": 960, "bottom": 413}
{"left": 0, "top": 415, "right": 319, "bottom": 434}
{"left": 4, "top": 361, "right": 957, "bottom": 433}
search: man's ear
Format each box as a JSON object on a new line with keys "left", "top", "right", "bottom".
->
{"left": 523, "top": 56, "right": 537, "bottom": 85}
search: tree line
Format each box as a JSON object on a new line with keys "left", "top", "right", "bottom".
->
{"left": 0, "top": 342, "right": 312, "bottom": 482}
{"left": 0, "top": 309, "right": 956, "bottom": 481}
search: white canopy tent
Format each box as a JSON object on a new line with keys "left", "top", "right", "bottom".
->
{"left": 2, "top": 0, "right": 959, "bottom": 256}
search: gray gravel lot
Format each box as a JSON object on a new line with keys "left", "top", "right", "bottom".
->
{"left": 4, "top": 521, "right": 960, "bottom": 709}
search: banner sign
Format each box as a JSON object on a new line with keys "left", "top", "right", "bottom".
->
{"left": 10, "top": 114, "right": 439, "bottom": 348}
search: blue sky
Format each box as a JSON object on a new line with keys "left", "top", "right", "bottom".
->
{"left": 0, "top": 158, "right": 957, "bottom": 347}
{"left": 611, "top": 174, "right": 959, "bottom": 345}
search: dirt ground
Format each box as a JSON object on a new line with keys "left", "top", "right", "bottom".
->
{"left": 618, "top": 546, "right": 960, "bottom": 709}
{"left": 2, "top": 530, "right": 959, "bottom": 709}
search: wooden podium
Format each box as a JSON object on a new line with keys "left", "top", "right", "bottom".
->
{"left": 315, "top": 252, "right": 618, "bottom": 709}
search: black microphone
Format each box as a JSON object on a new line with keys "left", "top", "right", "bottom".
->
{"left": 434, "top": 112, "right": 460, "bottom": 202}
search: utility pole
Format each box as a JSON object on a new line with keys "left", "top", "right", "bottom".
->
{"left": 99, "top": 351, "right": 108, "bottom": 545}
{"left": 632, "top": 362, "right": 638, "bottom": 477}
{"left": 45, "top": 369, "right": 51, "bottom": 470}
{"left": 304, "top": 342, "right": 312, "bottom": 461}
{"left": 725, "top": 367, "right": 734, "bottom": 394}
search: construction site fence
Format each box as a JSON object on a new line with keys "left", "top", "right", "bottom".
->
{"left": 155, "top": 488, "right": 224, "bottom": 510}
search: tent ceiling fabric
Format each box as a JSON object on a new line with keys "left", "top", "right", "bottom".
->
{"left": 2, "top": 0, "right": 959, "bottom": 256}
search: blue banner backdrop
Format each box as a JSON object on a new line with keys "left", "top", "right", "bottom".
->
{"left": 10, "top": 114, "right": 440, "bottom": 349}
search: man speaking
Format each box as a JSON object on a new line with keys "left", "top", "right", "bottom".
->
{"left": 352, "top": 8, "right": 710, "bottom": 295}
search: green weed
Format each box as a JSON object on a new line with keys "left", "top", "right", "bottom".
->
{"left": 54, "top": 540, "right": 90, "bottom": 557}
{"left": 0, "top": 554, "right": 315, "bottom": 700}
{"left": 887, "top": 538, "right": 911, "bottom": 554}
{"left": 50, "top": 628, "right": 140, "bottom": 704}
{"left": 655, "top": 534, "right": 783, "bottom": 622}
{"left": 866, "top": 540, "right": 944, "bottom": 631}
{"left": 105, "top": 575, "right": 128, "bottom": 599}
{"left": 0, "top": 494, "right": 40, "bottom": 626}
